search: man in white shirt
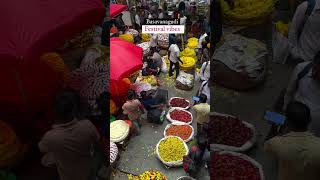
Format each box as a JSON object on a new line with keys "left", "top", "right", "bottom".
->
{"left": 199, "top": 61, "right": 210, "bottom": 82}
{"left": 135, "top": 13, "right": 141, "bottom": 30}
{"left": 198, "top": 80, "right": 210, "bottom": 104}
{"left": 198, "top": 32, "right": 209, "bottom": 49}
{"left": 168, "top": 39, "right": 183, "bottom": 78}
{"left": 288, "top": 0, "right": 320, "bottom": 62}
{"left": 283, "top": 52, "right": 320, "bottom": 136}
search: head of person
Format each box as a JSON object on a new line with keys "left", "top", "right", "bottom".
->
{"left": 140, "top": 91, "right": 147, "bottom": 99}
{"left": 205, "top": 35, "right": 210, "bottom": 43}
{"left": 202, "top": 41, "right": 208, "bottom": 49}
{"left": 127, "top": 89, "right": 137, "bottom": 100}
{"left": 54, "top": 89, "right": 80, "bottom": 123}
{"left": 286, "top": 101, "right": 311, "bottom": 132}
{"left": 140, "top": 9, "right": 145, "bottom": 16}
{"left": 312, "top": 51, "right": 320, "bottom": 81}
{"left": 171, "top": 37, "right": 177, "bottom": 45}
{"left": 198, "top": 94, "right": 207, "bottom": 103}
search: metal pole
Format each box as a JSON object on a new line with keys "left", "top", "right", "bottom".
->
{"left": 13, "top": 67, "right": 28, "bottom": 110}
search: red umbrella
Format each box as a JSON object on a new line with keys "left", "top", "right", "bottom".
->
{"left": 110, "top": 38, "right": 143, "bottom": 100}
{"left": 110, "top": 38, "right": 143, "bottom": 81}
{"left": 110, "top": 4, "right": 128, "bottom": 19}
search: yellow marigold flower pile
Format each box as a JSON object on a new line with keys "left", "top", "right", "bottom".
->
{"left": 158, "top": 137, "right": 186, "bottom": 162}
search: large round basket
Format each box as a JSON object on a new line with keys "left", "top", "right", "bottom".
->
{"left": 177, "top": 176, "right": 196, "bottom": 180}
{"left": 169, "top": 97, "right": 191, "bottom": 110}
{"left": 110, "top": 120, "right": 130, "bottom": 143}
{"left": 209, "top": 112, "right": 257, "bottom": 152}
{"left": 211, "top": 151, "right": 265, "bottom": 180}
{"left": 156, "top": 136, "right": 189, "bottom": 167}
{"left": 166, "top": 108, "right": 193, "bottom": 125}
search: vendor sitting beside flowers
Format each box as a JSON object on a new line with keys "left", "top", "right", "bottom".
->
{"left": 142, "top": 50, "right": 162, "bottom": 76}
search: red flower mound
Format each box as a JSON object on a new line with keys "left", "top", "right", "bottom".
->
{"left": 210, "top": 153, "right": 261, "bottom": 180}
{"left": 208, "top": 116, "right": 253, "bottom": 147}
{"left": 170, "top": 110, "right": 192, "bottom": 123}
{"left": 170, "top": 98, "right": 189, "bottom": 108}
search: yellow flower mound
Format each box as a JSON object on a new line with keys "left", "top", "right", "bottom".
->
{"left": 158, "top": 137, "right": 187, "bottom": 162}
{"left": 128, "top": 171, "right": 167, "bottom": 180}
{"left": 187, "top": 37, "right": 198, "bottom": 43}
{"left": 142, "top": 33, "right": 151, "bottom": 42}
{"left": 221, "top": 0, "right": 275, "bottom": 26}
{"left": 119, "top": 34, "right": 134, "bottom": 43}
{"left": 276, "top": 21, "right": 290, "bottom": 37}
{"left": 187, "top": 42, "right": 198, "bottom": 49}
{"left": 180, "top": 56, "right": 196, "bottom": 70}
{"left": 140, "top": 76, "right": 157, "bottom": 86}
{"left": 180, "top": 48, "right": 197, "bottom": 60}
{"left": 186, "top": 37, "right": 199, "bottom": 49}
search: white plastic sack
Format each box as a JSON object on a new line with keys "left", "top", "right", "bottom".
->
{"left": 209, "top": 112, "right": 257, "bottom": 152}
{"left": 125, "top": 29, "right": 139, "bottom": 37}
{"left": 176, "top": 71, "right": 194, "bottom": 88}
{"left": 158, "top": 34, "right": 169, "bottom": 48}
{"left": 163, "top": 123, "right": 194, "bottom": 143}
{"left": 214, "top": 151, "right": 265, "bottom": 180}
{"left": 131, "top": 82, "right": 152, "bottom": 96}
{"left": 169, "top": 97, "right": 190, "bottom": 110}
{"left": 156, "top": 136, "right": 189, "bottom": 167}
{"left": 137, "top": 42, "right": 150, "bottom": 56}
{"left": 166, "top": 107, "right": 193, "bottom": 125}
{"left": 213, "top": 34, "right": 267, "bottom": 79}
{"left": 272, "top": 26, "right": 290, "bottom": 64}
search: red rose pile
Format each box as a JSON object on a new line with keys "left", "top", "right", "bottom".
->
{"left": 210, "top": 153, "right": 261, "bottom": 180}
{"left": 170, "top": 110, "right": 192, "bottom": 123}
{"left": 208, "top": 116, "right": 253, "bottom": 147}
{"left": 170, "top": 98, "right": 189, "bottom": 108}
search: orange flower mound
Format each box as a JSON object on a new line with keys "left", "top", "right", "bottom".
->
{"left": 110, "top": 100, "right": 117, "bottom": 115}
{"left": 166, "top": 125, "right": 192, "bottom": 141}
{"left": 40, "top": 52, "right": 70, "bottom": 82}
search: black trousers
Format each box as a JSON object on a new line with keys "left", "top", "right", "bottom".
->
{"left": 169, "top": 61, "right": 180, "bottom": 78}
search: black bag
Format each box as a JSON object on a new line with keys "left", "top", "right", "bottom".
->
{"left": 147, "top": 109, "right": 163, "bottom": 124}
